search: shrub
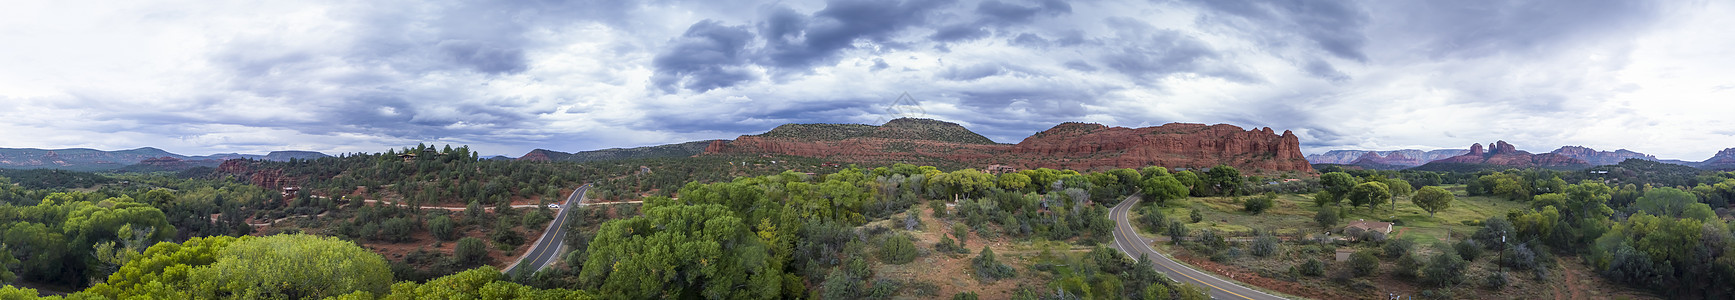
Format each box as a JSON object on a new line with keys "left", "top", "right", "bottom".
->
{"left": 1300, "top": 258, "right": 1325, "bottom": 276}
{"left": 952, "top": 291, "right": 980, "bottom": 300}
{"left": 1189, "top": 209, "right": 1204, "bottom": 223}
{"left": 1501, "top": 243, "right": 1537, "bottom": 271}
{"left": 490, "top": 218, "right": 524, "bottom": 247}
{"left": 951, "top": 223, "right": 970, "bottom": 246}
{"left": 1350, "top": 250, "right": 1380, "bottom": 277}
{"left": 1455, "top": 239, "right": 1482, "bottom": 261}
{"left": 428, "top": 216, "right": 456, "bottom": 241}
{"left": 1393, "top": 253, "right": 1423, "bottom": 279}
{"left": 1315, "top": 208, "right": 1339, "bottom": 229}
{"left": 879, "top": 234, "right": 918, "bottom": 264}
{"left": 972, "top": 247, "right": 1017, "bottom": 282}
{"left": 1196, "top": 229, "right": 1228, "bottom": 253}
{"left": 929, "top": 201, "right": 948, "bottom": 219}
{"left": 1251, "top": 232, "right": 1279, "bottom": 257}
{"left": 847, "top": 256, "right": 871, "bottom": 280}
{"left": 1384, "top": 238, "right": 1415, "bottom": 259}
{"left": 1137, "top": 206, "right": 1168, "bottom": 232}
{"left": 822, "top": 268, "right": 858, "bottom": 300}
{"left": 1244, "top": 192, "right": 1275, "bottom": 215}
{"left": 1485, "top": 271, "right": 1509, "bottom": 289}
{"left": 1422, "top": 251, "right": 1466, "bottom": 287}
{"left": 1360, "top": 230, "right": 1387, "bottom": 243}
{"left": 1166, "top": 220, "right": 1189, "bottom": 244}
{"left": 378, "top": 217, "right": 416, "bottom": 243}
{"left": 454, "top": 237, "right": 488, "bottom": 266}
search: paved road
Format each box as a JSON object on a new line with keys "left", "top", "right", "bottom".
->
{"left": 504, "top": 183, "right": 590, "bottom": 275}
{"left": 1109, "top": 194, "right": 1289, "bottom": 300}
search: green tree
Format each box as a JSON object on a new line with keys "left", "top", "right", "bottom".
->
{"left": 1350, "top": 249, "right": 1380, "bottom": 277}
{"left": 1347, "top": 182, "right": 1392, "bottom": 210}
{"left": 455, "top": 237, "right": 488, "bottom": 266}
{"left": 952, "top": 223, "right": 970, "bottom": 246}
{"left": 1320, "top": 172, "right": 1358, "bottom": 204}
{"left": 1412, "top": 186, "right": 1455, "bottom": 218}
{"left": 427, "top": 216, "right": 456, "bottom": 241}
{"left": 997, "top": 173, "right": 1032, "bottom": 192}
{"left": 971, "top": 246, "right": 1016, "bottom": 282}
{"left": 1383, "top": 178, "right": 1413, "bottom": 210}
{"left": 1140, "top": 176, "right": 1189, "bottom": 204}
{"left": 1299, "top": 258, "right": 1325, "bottom": 276}
{"left": 1634, "top": 187, "right": 1712, "bottom": 220}
{"left": 879, "top": 234, "right": 917, "bottom": 265}
{"left": 190, "top": 234, "right": 391, "bottom": 299}
{"left": 1202, "top": 165, "right": 1243, "bottom": 196}
{"left": 579, "top": 202, "right": 782, "bottom": 299}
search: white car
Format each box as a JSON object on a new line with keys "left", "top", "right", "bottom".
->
{"left": 549, "top": 204, "right": 561, "bottom": 209}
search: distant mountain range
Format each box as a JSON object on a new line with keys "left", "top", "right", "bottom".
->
{"left": 1313, "top": 142, "right": 1735, "bottom": 171}
{"left": 0, "top": 147, "right": 329, "bottom": 172}
{"left": 518, "top": 140, "right": 717, "bottom": 163}
{"left": 521, "top": 118, "right": 1315, "bottom": 174}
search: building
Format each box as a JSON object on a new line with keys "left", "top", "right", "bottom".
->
{"left": 1344, "top": 219, "right": 1394, "bottom": 236}
{"left": 984, "top": 164, "right": 1018, "bottom": 175}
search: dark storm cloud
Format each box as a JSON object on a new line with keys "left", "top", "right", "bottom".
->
{"left": 438, "top": 40, "right": 529, "bottom": 74}
{"left": 975, "top": 0, "right": 1071, "bottom": 26}
{"left": 651, "top": 20, "right": 760, "bottom": 92}
{"left": 759, "top": 0, "right": 959, "bottom": 71}
{"left": 929, "top": 25, "right": 991, "bottom": 42}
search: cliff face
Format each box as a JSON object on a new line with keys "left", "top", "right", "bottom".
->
{"left": 1549, "top": 146, "right": 1657, "bottom": 166}
{"left": 1429, "top": 141, "right": 1589, "bottom": 168}
{"left": 706, "top": 119, "right": 1314, "bottom": 174}
{"left": 1005, "top": 123, "right": 1312, "bottom": 172}
{"left": 216, "top": 159, "right": 297, "bottom": 189}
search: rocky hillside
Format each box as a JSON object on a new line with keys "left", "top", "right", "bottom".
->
{"left": 1548, "top": 146, "right": 1656, "bottom": 166}
{"left": 1306, "top": 149, "right": 1467, "bottom": 166}
{"left": 706, "top": 119, "right": 1314, "bottom": 174}
{"left": 519, "top": 140, "right": 717, "bottom": 162}
{"left": 1414, "top": 141, "right": 1589, "bottom": 171}
{"left": 1702, "top": 148, "right": 1735, "bottom": 170}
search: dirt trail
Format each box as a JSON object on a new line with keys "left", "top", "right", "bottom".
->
{"left": 1560, "top": 257, "right": 1587, "bottom": 300}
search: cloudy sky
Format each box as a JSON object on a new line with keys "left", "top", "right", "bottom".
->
{"left": 3, "top": 0, "right": 1733, "bottom": 160}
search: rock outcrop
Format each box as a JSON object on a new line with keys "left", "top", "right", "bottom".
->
{"left": 1549, "top": 146, "right": 1657, "bottom": 166}
{"left": 705, "top": 118, "right": 1314, "bottom": 174}
{"left": 1426, "top": 141, "right": 1589, "bottom": 169}
{"left": 216, "top": 159, "right": 296, "bottom": 189}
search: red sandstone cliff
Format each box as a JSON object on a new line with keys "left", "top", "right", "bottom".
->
{"left": 705, "top": 119, "right": 1315, "bottom": 174}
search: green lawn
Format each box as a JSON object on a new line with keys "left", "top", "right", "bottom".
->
{"left": 1142, "top": 186, "right": 1529, "bottom": 241}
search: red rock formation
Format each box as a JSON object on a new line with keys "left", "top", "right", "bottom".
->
{"left": 1431, "top": 140, "right": 1588, "bottom": 168}
{"left": 706, "top": 120, "right": 1315, "bottom": 174}
{"left": 216, "top": 159, "right": 295, "bottom": 189}
{"left": 1005, "top": 123, "right": 1311, "bottom": 173}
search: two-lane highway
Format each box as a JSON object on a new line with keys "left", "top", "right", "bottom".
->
{"left": 504, "top": 183, "right": 590, "bottom": 275}
{"left": 1110, "top": 194, "right": 1289, "bottom": 300}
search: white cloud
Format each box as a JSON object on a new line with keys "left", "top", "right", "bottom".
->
{"left": 0, "top": 0, "right": 1730, "bottom": 161}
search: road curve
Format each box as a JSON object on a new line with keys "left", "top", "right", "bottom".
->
{"left": 504, "top": 183, "right": 590, "bottom": 275}
{"left": 1109, "top": 194, "right": 1290, "bottom": 300}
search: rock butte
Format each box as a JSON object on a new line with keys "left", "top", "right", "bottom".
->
{"left": 705, "top": 119, "right": 1314, "bottom": 174}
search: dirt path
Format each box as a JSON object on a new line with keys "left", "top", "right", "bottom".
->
{"left": 1560, "top": 257, "right": 1587, "bottom": 300}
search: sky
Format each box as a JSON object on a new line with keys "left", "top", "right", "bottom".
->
{"left": 2, "top": 0, "right": 1733, "bottom": 160}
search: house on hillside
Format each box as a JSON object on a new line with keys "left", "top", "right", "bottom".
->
{"left": 1343, "top": 219, "right": 1393, "bottom": 240}
{"left": 397, "top": 153, "right": 417, "bottom": 162}
{"left": 985, "top": 164, "right": 1018, "bottom": 175}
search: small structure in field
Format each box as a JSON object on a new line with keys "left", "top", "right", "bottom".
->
{"left": 984, "top": 164, "right": 1018, "bottom": 175}
{"left": 1344, "top": 219, "right": 1394, "bottom": 237}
